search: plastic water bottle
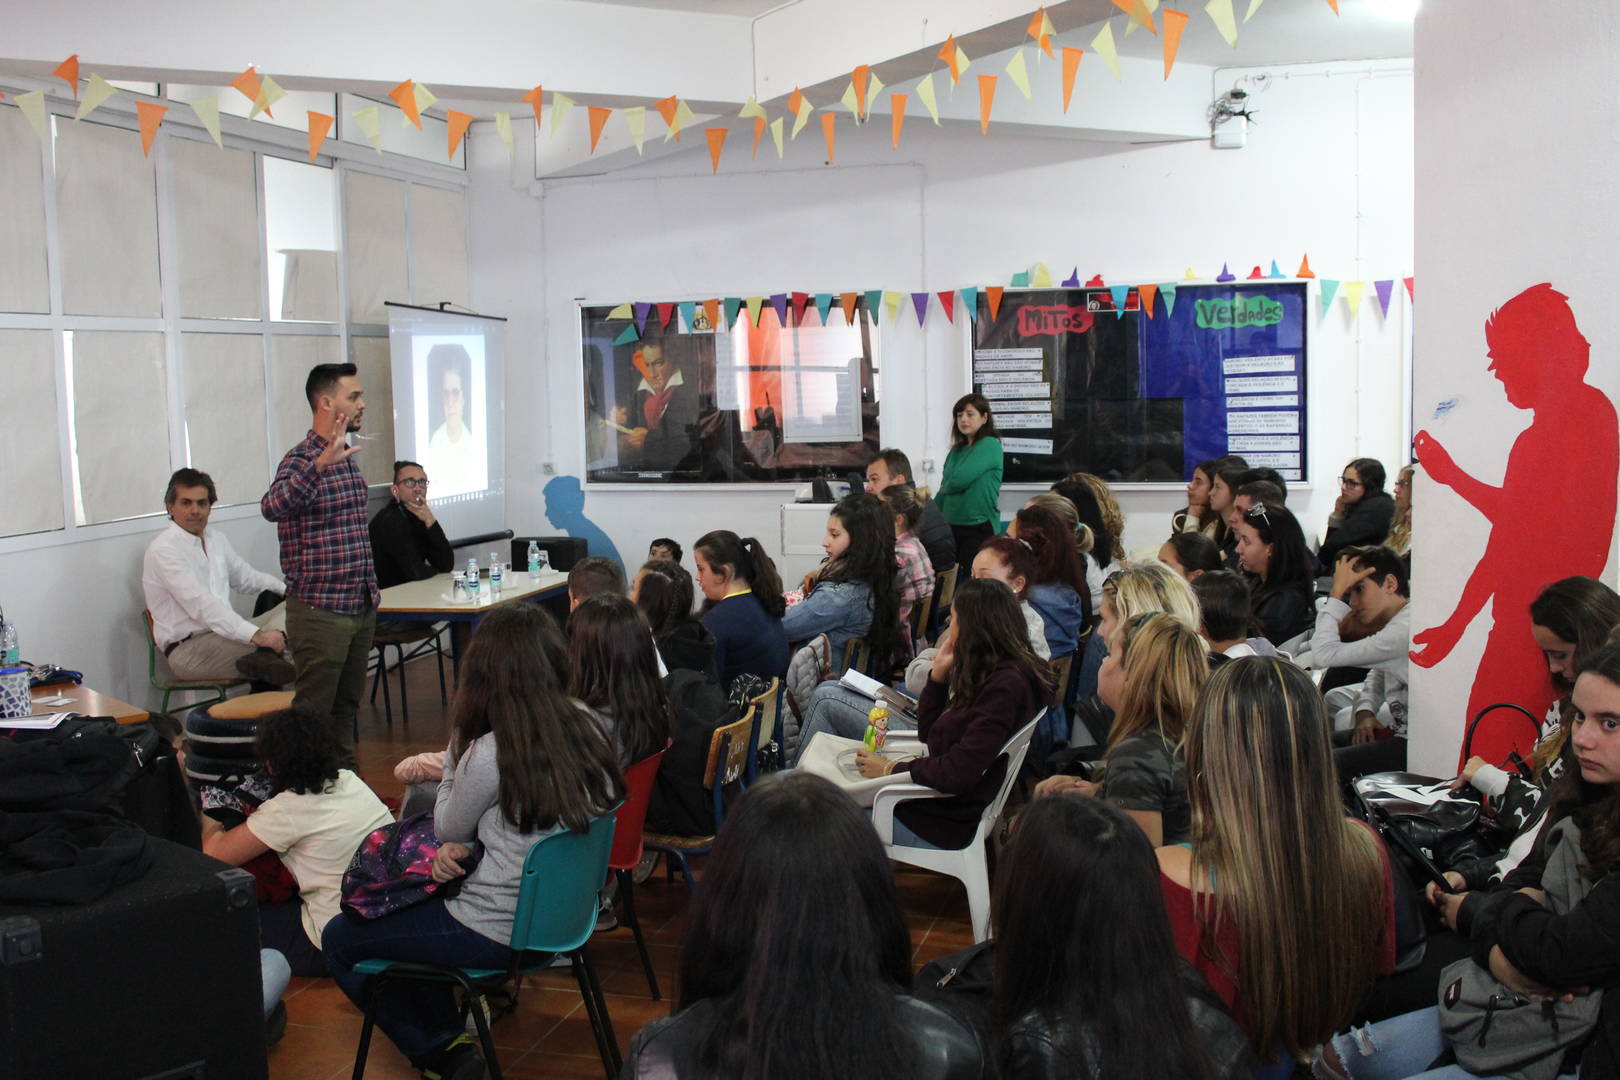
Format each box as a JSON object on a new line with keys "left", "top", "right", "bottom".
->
{"left": 489, "top": 551, "right": 504, "bottom": 596}
{"left": 528, "top": 540, "right": 542, "bottom": 581}
{"left": 0, "top": 608, "right": 16, "bottom": 667}
{"left": 465, "top": 556, "right": 481, "bottom": 598}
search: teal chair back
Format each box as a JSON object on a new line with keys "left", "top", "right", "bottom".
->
{"left": 508, "top": 813, "right": 618, "bottom": 957}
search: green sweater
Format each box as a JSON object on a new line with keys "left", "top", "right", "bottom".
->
{"left": 936, "top": 437, "right": 1004, "bottom": 527}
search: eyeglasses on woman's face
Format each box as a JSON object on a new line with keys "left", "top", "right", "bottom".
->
{"left": 1339, "top": 475, "right": 1364, "bottom": 489}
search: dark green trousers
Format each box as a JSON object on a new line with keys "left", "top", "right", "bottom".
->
{"left": 286, "top": 597, "right": 375, "bottom": 762}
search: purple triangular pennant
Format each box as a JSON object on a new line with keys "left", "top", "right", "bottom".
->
{"left": 911, "top": 292, "right": 930, "bottom": 325}
{"left": 1374, "top": 279, "right": 1395, "bottom": 318}
{"left": 769, "top": 293, "right": 788, "bottom": 327}
{"left": 1061, "top": 267, "right": 1080, "bottom": 288}
{"left": 633, "top": 302, "right": 652, "bottom": 332}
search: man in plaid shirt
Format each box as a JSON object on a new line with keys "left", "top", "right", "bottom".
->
{"left": 262, "top": 363, "right": 379, "bottom": 760}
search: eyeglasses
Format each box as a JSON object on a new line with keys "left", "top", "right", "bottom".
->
{"left": 1339, "top": 476, "right": 1364, "bottom": 488}
{"left": 398, "top": 477, "right": 430, "bottom": 489}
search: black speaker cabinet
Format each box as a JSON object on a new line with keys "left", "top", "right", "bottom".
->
{"left": 510, "top": 535, "right": 590, "bottom": 573}
{"left": 0, "top": 838, "right": 268, "bottom": 1079}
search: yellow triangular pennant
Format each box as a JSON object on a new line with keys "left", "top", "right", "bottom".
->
{"left": 917, "top": 73, "right": 941, "bottom": 126}
{"left": 551, "top": 93, "right": 575, "bottom": 135}
{"left": 624, "top": 106, "right": 647, "bottom": 154}
{"left": 74, "top": 73, "right": 119, "bottom": 121}
{"left": 1092, "top": 22, "right": 1122, "bottom": 78}
{"left": 495, "top": 111, "right": 514, "bottom": 156}
{"left": 1206, "top": 0, "right": 1240, "bottom": 47}
{"left": 190, "top": 95, "right": 223, "bottom": 148}
{"left": 250, "top": 75, "right": 286, "bottom": 120}
{"left": 14, "top": 91, "right": 47, "bottom": 141}
{"left": 769, "top": 116, "right": 785, "bottom": 157}
{"left": 1006, "top": 49, "right": 1034, "bottom": 100}
{"left": 738, "top": 97, "right": 766, "bottom": 120}
{"left": 1344, "top": 281, "right": 1366, "bottom": 318}
{"left": 352, "top": 105, "right": 383, "bottom": 151}
{"left": 791, "top": 97, "right": 813, "bottom": 139}
{"left": 413, "top": 83, "right": 438, "bottom": 120}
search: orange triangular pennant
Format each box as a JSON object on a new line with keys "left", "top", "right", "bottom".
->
{"left": 977, "top": 75, "right": 997, "bottom": 134}
{"left": 587, "top": 106, "right": 611, "bottom": 152}
{"left": 1325, "top": 0, "right": 1339, "bottom": 11}
{"left": 986, "top": 286, "right": 1005, "bottom": 321}
{"left": 1061, "top": 48, "right": 1083, "bottom": 112}
{"left": 1162, "top": 9, "right": 1191, "bottom": 79}
{"left": 53, "top": 54, "right": 80, "bottom": 99}
{"left": 389, "top": 80, "right": 422, "bottom": 129}
{"left": 890, "top": 93, "right": 907, "bottom": 148}
{"left": 1296, "top": 254, "right": 1316, "bottom": 279}
{"left": 840, "top": 292, "right": 859, "bottom": 324}
{"left": 446, "top": 109, "right": 473, "bottom": 159}
{"left": 135, "top": 101, "right": 167, "bottom": 157}
{"left": 852, "top": 65, "right": 870, "bottom": 119}
{"left": 1138, "top": 282, "right": 1159, "bottom": 318}
{"left": 655, "top": 95, "right": 680, "bottom": 141}
{"left": 820, "top": 113, "right": 837, "bottom": 163}
{"left": 939, "top": 35, "right": 962, "bottom": 84}
{"left": 787, "top": 87, "right": 804, "bottom": 118}
{"left": 231, "top": 67, "right": 272, "bottom": 117}
{"left": 1129, "top": 0, "right": 1157, "bottom": 33}
{"left": 752, "top": 114, "right": 766, "bottom": 158}
{"left": 705, "top": 127, "right": 728, "bottom": 173}
{"left": 521, "top": 86, "right": 544, "bottom": 130}
{"left": 307, "top": 111, "right": 334, "bottom": 162}
{"left": 702, "top": 298, "right": 721, "bottom": 329}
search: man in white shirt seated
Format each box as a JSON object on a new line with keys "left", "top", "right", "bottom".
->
{"left": 1310, "top": 545, "right": 1411, "bottom": 778}
{"left": 143, "top": 468, "right": 295, "bottom": 686}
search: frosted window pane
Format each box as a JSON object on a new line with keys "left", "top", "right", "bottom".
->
{"left": 269, "top": 336, "right": 340, "bottom": 456}
{"left": 171, "top": 137, "right": 261, "bottom": 318}
{"left": 350, "top": 336, "right": 395, "bottom": 486}
{"left": 70, "top": 331, "right": 169, "bottom": 523}
{"left": 56, "top": 120, "right": 162, "bottom": 317}
{"left": 265, "top": 156, "right": 338, "bottom": 322}
{"left": 182, "top": 334, "right": 268, "bottom": 506}
{"left": 343, "top": 171, "right": 407, "bottom": 324}
{"left": 0, "top": 332, "right": 64, "bottom": 536}
{"left": 0, "top": 107, "right": 49, "bottom": 314}
{"left": 410, "top": 184, "right": 469, "bottom": 310}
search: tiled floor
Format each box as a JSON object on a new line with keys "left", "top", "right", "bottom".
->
{"left": 270, "top": 655, "right": 975, "bottom": 1080}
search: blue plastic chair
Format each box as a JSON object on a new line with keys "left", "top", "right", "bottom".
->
{"left": 349, "top": 812, "right": 622, "bottom": 1080}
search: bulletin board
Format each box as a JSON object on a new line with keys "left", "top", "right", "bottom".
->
{"left": 971, "top": 283, "right": 1308, "bottom": 484}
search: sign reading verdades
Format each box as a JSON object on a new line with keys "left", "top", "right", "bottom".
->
{"left": 1194, "top": 295, "right": 1284, "bottom": 329}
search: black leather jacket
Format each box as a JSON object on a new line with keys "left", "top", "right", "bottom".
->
{"left": 1001, "top": 980, "right": 1254, "bottom": 1080}
{"left": 621, "top": 994, "right": 993, "bottom": 1080}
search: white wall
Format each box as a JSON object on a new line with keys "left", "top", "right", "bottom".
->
{"left": 1405, "top": 1, "right": 1620, "bottom": 774}
{"left": 472, "top": 59, "right": 1414, "bottom": 583}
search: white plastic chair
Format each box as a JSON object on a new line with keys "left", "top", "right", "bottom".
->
{"left": 870, "top": 708, "right": 1046, "bottom": 943}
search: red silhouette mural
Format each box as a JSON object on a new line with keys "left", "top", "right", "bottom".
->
{"left": 1410, "top": 284, "right": 1617, "bottom": 766}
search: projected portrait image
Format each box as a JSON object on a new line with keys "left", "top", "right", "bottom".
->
{"left": 415, "top": 339, "right": 489, "bottom": 498}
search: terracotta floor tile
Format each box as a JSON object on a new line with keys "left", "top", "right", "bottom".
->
{"left": 501, "top": 1048, "right": 622, "bottom": 1079}
{"left": 533, "top": 994, "right": 673, "bottom": 1057}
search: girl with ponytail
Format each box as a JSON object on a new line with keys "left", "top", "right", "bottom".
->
{"left": 695, "top": 530, "right": 789, "bottom": 688}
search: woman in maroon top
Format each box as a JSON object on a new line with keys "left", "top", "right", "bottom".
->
{"left": 855, "top": 578, "right": 1052, "bottom": 849}
{"left": 1156, "top": 656, "right": 1396, "bottom": 1070}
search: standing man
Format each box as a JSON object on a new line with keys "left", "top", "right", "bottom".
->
{"left": 369, "top": 460, "right": 454, "bottom": 590}
{"left": 143, "top": 467, "right": 294, "bottom": 686}
{"left": 865, "top": 448, "right": 955, "bottom": 573}
{"left": 262, "top": 363, "right": 379, "bottom": 760}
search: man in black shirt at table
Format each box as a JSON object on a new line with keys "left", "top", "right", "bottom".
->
{"left": 369, "top": 460, "right": 454, "bottom": 591}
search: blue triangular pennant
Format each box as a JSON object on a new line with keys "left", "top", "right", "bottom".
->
{"left": 1159, "top": 282, "right": 1178, "bottom": 316}
{"left": 1319, "top": 280, "right": 1340, "bottom": 317}
{"left": 613, "top": 324, "right": 640, "bottom": 346}
{"left": 1109, "top": 285, "right": 1129, "bottom": 317}
{"left": 814, "top": 292, "right": 834, "bottom": 324}
{"left": 960, "top": 287, "right": 979, "bottom": 324}
{"left": 864, "top": 290, "right": 883, "bottom": 324}
{"left": 678, "top": 300, "right": 696, "bottom": 331}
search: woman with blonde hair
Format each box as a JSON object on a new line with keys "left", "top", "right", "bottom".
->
{"left": 1037, "top": 613, "right": 1208, "bottom": 845}
{"left": 1385, "top": 464, "right": 1414, "bottom": 558}
{"left": 1157, "top": 657, "right": 1395, "bottom": 1068}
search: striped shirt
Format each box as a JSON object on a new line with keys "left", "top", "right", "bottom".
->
{"left": 261, "top": 430, "right": 379, "bottom": 614}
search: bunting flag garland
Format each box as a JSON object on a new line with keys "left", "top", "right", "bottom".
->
{"left": 917, "top": 73, "right": 941, "bottom": 126}
{"left": 74, "top": 74, "right": 118, "bottom": 121}
{"left": 657, "top": 302, "right": 676, "bottom": 330}
{"left": 912, "top": 292, "right": 930, "bottom": 325}
{"left": 388, "top": 80, "right": 421, "bottom": 128}
{"left": 1185, "top": 267, "right": 1198, "bottom": 279}
{"left": 1138, "top": 282, "right": 1159, "bottom": 316}
{"left": 1403, "top": 276, "right": 1415, "bottom": 300}
{"left": 1318, "top": 280, "right": 1340, "bottom": 316}
{"left": 15, "top": 91, "right": 47, "bottom": 142}
{"left": 1216, "top": 263, "right": 1236, "bottom": 282}
{"left": 614, "top": 324, "right": 640, "bottom": 345}
{"left": 705, "top": 127, "right": 728, "bottom": 172}
{"left": 1206, "top": 0, "right": 1239, "bottom": 47}
{"left": 412, "top": 83, "right": 439, "bottom": 120}
{"left": 606, "top": 302, "right": 634, "bottom": 320}
{"left": 986, "top": 286, "right": 1006, "bottom": 321}
{"left": 1296, "top": 254, "right": 1316, "bottom": 278}
{"left": 625, "top": 107, "right": 647, "bottom": 154}
{"left": 938, "top": 291, "right": 956, "bottom": 323}
{"left": 1011, "top": 271, "right": 1031, "bottom": 288}
{"left": 821, "top": 112, "right": 837, "bottom": 162}
{"left": 792, "top": 93, "right": 814, "bottom": 139}
{"left": 251, "top": 75, "right": 286, "bottom": 120}
{"left": 704, "top": 298, "right": 721, "bottom": 329}
{"left": 770, "top": 293, "right": 789, "bottom": 326}
{"left": 961, "top": 286, "right": 979, "bottom": 323}
{"left": 633, "top": 302, "right": 653, "bottom": 332}
{"left": 786, "top": 87, "right": 804, "bottom": 120}
{"left": 891, "top": 93, "right": 907, "bottom": 148}
{"left": 1244, "top": 0, "right": 1265, "bottom": 20}
{"left": 939, "top": 35, "right": 963, "bottom": 85}
{"left": 672, "top": 99, "right": 697, "bottom": 137}
{"left": 1268, "top": 260, "right": 1285, "bottom": 279}
{"left": 1115, "top": 0, "right": 1156, "bottom": 33}
{"left": 307, "top": 111, "right": 334, "bottom": 162}
{"left": 551, "top": 93, "right": 575, "bottom": 135}
{"left": 352, "top": 105, "right": 383, "bottom": 151}
{"left": 1373, "top": 279, "right": 1395, "bottom": 318}
{"left": 852, "top": 64, "right": 871, "bottom": 119}
{"left": 678, "top": 301, "right": 696, "bottom": 331}
{"left": 1343, "top": 281, "right": 1365, "bottom": 318}
{"left": 191, "top": 96, "right": 224, "bottom": 149}
{"left": 135, "top": 100, "right": 167, "bottom": 156}
{"left": 752, "top": 114, "right": 766, "bottom": 158}
{"left": 1247, "top": 265, "right": 1264, "bottom": 279}
{"left": 1086, "top": 274, "right": 1105, "bottom": 287}
{"left": 738, "top": 97, "right": 766, "bottom": 121}
{"left": 864, "top": 290, "right": 883, "bottom": 322}
{"left": 841, "top": 81, "right": 861, "bottom": 121}
{"left": 787, "top": 292, "right": 808, "bottom": 323}
{"left": 1092, "top": 22, "right": 1122, "bottom": 78}
{"left": 1032, "top": 263, "right": 1053, "bottom": 288}
{"left": 587, "top": 106, "right": 612, "bottom": 153}
{"left": 1162, "top": 9, "right": 1191, "bottom": 78}
{"left": 53, "top": 55, "right": 80, "bottom": 98}
{"left": 1062, "top": 268, "right": 1080, "bottom": 287}
{"left": 1006, "top": 50, "right": 1033, "bottom": 100}
{"left": 495, "top": 111, "right": 515, "bottom": 156}
{"left": 745, "top": 296, "right": 764, "bottom": 326}
{"left": 522, "top": 86, "right": 545, "bottom": 131}
{"left": 977, "top": 75, "right": 997, "bottom": 134}
{"left": 1109, "top": 285, "right": 1129, "bottom": 316}
{"left": 815, "top": 293, "right": 834, "bottom": 324}
{"left": 447, "top": 109, "right": 473, "bottom": 160}
{"left": 656, "top": 96, "right": 680, "bottom": 140}
{"left": 1325, "top": 0, "right": 1340, "bottom": 12}
{"left": 1061, "top": 48, "right": 1083, "bottom": 111}
{"left": 231, "top": 67, "right": 268, "bottom": 116}
{"left": 883, "top": 291, "right": 903, "bottom": 323}
{"left": 840, "top": 292, "right": 859, "bottom": 324}
{"left": 770, "top": 117, "right": 785, "bottom": 157}
{"left": 1031, "top": 8, "right": 1057, "bottom": 57}
{"left": 1160, "top": 282, "right": 1179, "bottom": 315}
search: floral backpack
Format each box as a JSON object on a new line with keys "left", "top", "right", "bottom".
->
{"left": 339, "top": 812, "right": 480, "bottom": 921}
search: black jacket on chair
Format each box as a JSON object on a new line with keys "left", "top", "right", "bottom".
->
{"left": 622, "top": 994, "right": 993, "bottom": 1079}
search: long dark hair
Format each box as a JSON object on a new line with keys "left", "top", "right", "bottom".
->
{"left": 1051, "top": 478, "right": 1114, "bottom": 570}
{"left": 1543, "top": 642, "right": 1620, "bottom": 878}
{"left": 948, "top": 391, "right": 1001, "bottom": 449}
{"left": 946, "top": 577, "right": 1054, "bottom": 709}
{"left": 1530, "top": 577, "right": 1620, "bottom": 696}
{"left": 994, "top": 797, "right": 1222, "bottom": 1080}
{"left": 566, "top": 594, "right": 673, "bottom": 765}
{"left": 679, "top": 773, "right": 914, "bottom": 1080}
{"left": 695, "top": 530, "right": 787, "bottom": 618}
{"left": 1165, "top": 531, "right": 1224, "bottom": 578}
{"left": 634, "top": 559, "right": 692, "bottom": 642}
{"left": 449, "top": 604, "right": 624, "bottom": 833}
{"left": 1238, "top": 501, "right": 1315, "bottom": 599}
{"left": 1015, "top": 505, "right": 1089, "bottom": 600}
{"left": 818, "top": 492, "right": 902, "bottom": 665}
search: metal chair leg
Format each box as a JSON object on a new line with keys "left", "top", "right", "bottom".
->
{"left": 434, "top": 628, "right": 448, "bottom": 705}
{"left": 465, "top": 987, "right": 503, "bottom": 1080}
{"left": 394, "top": 643, "right": 410, "bottom": 726}
{"left": 352, "top": 977, "right": 381, "bottom": 1080}
{"left": 579, "top": 945, "right": 621, "bottom": 1076}
{"left": 571, "top": 952, "right": 616, "bottom": 1080}
{"left": 616, "top": 868, "right": 659, "bottom": 1000}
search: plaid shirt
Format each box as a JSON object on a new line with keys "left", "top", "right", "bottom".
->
{"left": 895, "top": 532, "right": 935, "bottom": 630}
{"left": 261, "top": 430, "right": 379, "bottom": 614}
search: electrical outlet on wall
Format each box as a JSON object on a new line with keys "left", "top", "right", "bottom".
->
{"left": 921, "top": 459, "right": 936, "bottom": 474}
{"left": 541, "top": 462, "right": 556, "bottom": 476}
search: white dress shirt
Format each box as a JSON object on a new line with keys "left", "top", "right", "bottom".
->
{"left": 142, "top": 521, "right": 285, "bottom": 650}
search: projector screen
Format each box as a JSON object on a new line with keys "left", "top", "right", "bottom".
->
{"left": 386, "top": 303, "right": 507, "bottom": 540}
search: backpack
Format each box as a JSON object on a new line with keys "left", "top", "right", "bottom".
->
{"left": 646, "top": 669, "right": 740, "bottom": 837}
{"left": 339, "top": 812, "right": 480, "bottom": 921}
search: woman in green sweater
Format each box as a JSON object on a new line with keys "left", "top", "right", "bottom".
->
{"left": 936, "top": 392, "right": 1004, "bottom": 575}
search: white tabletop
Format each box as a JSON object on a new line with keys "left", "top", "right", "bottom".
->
{"left": 378, "top": 569, "right": 569, "bottom": 616}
